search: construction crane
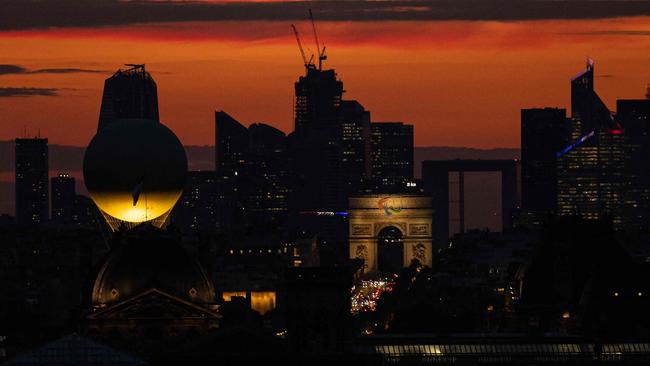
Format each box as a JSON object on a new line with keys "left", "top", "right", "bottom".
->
{"left": 291, "top": 24, "right": 314, "bottom": 70}
{"left": 309, "top": 9, "right": 327, "bottom": 70}
{"left": 125, "top": 64, "right": 145, "bottom": 74}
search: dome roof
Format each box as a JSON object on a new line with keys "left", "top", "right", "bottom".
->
{"left": 92, "top": 226, "right": 215, "bottom": 306}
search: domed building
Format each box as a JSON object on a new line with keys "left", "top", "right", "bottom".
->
{"left": 86, "top": 225, "right": 220, "bottom": 342}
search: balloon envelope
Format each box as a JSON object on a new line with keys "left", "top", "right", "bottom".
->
{"left": 83, "top": 119, "right": 187, "bottom": 223}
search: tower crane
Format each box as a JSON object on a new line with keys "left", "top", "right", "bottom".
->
{"left": 291, "top": 24, "right": 314, "bottom": 70}
{"left": 309, "top": 9, "right": 327, "bottom": 70}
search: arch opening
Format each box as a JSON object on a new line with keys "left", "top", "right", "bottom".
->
{"left": 377, "top": 225, "right": 404, "bottom": 274}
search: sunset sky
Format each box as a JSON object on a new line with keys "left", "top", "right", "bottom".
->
{"left": 2, "top": 1, "right": 650, "bottom": 148}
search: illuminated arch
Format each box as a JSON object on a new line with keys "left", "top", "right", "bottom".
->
{"left": 349, "top": 194, "right": 433, "bottom": 274}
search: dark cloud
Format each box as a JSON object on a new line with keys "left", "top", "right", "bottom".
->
{"left": 0, "top": 64, "right": 104, "bottom": 75}
{"left": 3, "top": 0, "right": 650, "bottom": 30}
{"left": 0, "top": 87, "right": 60, "bottom": 97}
{"left": 0, "top": 65, "right": 28, "bottom": 74}
{"left": 569, "top": 30, "right": 650, "bottom": 36}
{"left": 30, "top": 68, "right": 105, "bottom": 74}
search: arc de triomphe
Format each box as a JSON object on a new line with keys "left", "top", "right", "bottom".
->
{"left": 349, "top": 194, "right": 433, "bottom": 274}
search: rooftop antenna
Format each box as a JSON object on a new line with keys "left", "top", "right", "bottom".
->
{"left": 309, "top": 9, "right": 327, "bottom": 70}
{"left": 291, "top": 24, "right": 314, "bottom": 71}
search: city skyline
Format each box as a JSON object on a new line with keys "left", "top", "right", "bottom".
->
{"left": 5, "top": 3, "right": 650, "bottom": 363}
{"left": 1, "top": 16, "right": 650, "bottom": 148}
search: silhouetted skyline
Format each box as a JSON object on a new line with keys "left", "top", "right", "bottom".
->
{"left": 2, "top": 16, "right": 650, "bottom": 148}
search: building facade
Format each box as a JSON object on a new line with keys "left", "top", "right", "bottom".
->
{"left": 521, "top": 108, "right": 568, "bottom": 215}
{"left": 172, "top": 171, "right": 218, "bottom": 234}
{"left": 51, "top": 173, "right": 76, "bottom": 223}
{"left": 15, "top": 137, "right": 49, "bottom": 226}
{"left": 215, "top": 111, "right": 290, "bottom": 235}
{"left": 370, "top": 122, "right": 414, "bottom": 192}
{"left": 348, "top": 194, "right": 433, "bottom": 274}
{"left": 98, "top": 64, "right": 159, "bottom": 131}
{"left": 556, "top": 61, "right": 627, "bottom": 226}
{"left": 616, "top": 97, "right": 650, "bottom": 230}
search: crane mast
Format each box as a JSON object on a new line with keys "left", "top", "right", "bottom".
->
{"left": 309, "top": 9, "right": 327, "bottom": 70}
{"left": 291, "top": 24, "right": 314, "bottom": 71}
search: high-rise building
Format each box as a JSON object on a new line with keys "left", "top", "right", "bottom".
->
{"left": 294, "top": 68, "right": 343, "bottom": 134}
{"left": 291, "top": 68, "right": 346, "bottom": 208}
{"left": 15, "top": 137, "right": 49, "bottom": 226}
{"left": 172, "top": 171, "right": 218, "bottom": 233}
{"left": 521, "top": 108, "right": 569, "bottom": 214}
{"left": 51, "top": 173, "right": 76, "bottom": 223}
{"left": 97, "top": 64, "right": 159, "bottom": 131}
{"left": 71, "top": 194, "right": 102, "bottom": 228}
{"left": 370, "top": 122, "right": 414, "bottom": 191}
{"left": 616, "top": 97, "right": 650, "bottom": 230}
{"left": 289, "top": 68, "right": 348, "bottom": 242}
{"left": 338, "top": 100, "right": 372, "bottom": 193}
{"left": 215, "top": 111, "right": 290, "bottom": 234}
{"left": 215, "top": 110, "right": 249, "bottom": 231}
{"left": 557, "top": 60, "right": 626, "bottom": 226}
{"left": 570, "top": 60, "right": 614, "bottom": 135}
{"left": 245, "top": 123, "right": 290, "bottom": 227}
{"left": 215, "top": 110, "right": 249, "bottom": 178}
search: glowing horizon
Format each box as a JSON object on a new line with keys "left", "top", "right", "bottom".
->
{"left": 1, "top": 18, "right": 650, "bottom": 148}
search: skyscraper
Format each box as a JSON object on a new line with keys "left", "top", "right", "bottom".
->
{"left": 370, "top": 122, "right": 414, "bottom": 191}
{"left": 172, "top": 171, "right": 218, "bottom": 233}
{"left": 294, "top": 68, "right": 343, "bottom": 134}
{"left": 557, "top": 60, "right": 626, "bottom": 226}
{"left": 215, "top": 111, "right": 250, "bottom": 233}
{"left": 338, "top": 100, "right": 372, "bottom": 193}
{"left": 215, "top": 111, "right": 290, "bottom": 234}
{"left": 616, "top": 97, "right": 650, "bottom": 230}
{"left": 15, "top": 137, "right": 49, "bottom": 226}
{"left": 289, "top": 68, "right": 347, "bottom": 241}
{"left": 71, "top": 195, "right": 102, "bottom": 228}
{"left": 245, "top": 123, "right": 290, "bottom": 227}
{"left": 520, "top": 108, "right": 568, "bottom": 214}
{"left": 51, "top": 173, "right": 76, "bottom": 223}
{"left": 97, "top": 64, "right": 159, "bottom": 131}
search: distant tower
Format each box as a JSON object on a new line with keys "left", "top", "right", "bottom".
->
{"left": 338, "top": 100, "right": 372, "bottom": 190}
{"left": 172, "top": 170, "right": 218, "bottom": 234}
{"left": 616, "top": 96, "right": 650, "bottom": 230}
{"left": 289, "top": 69, "right": 347, "bottom": 241}
{"left": 290, "top": 66, "right": 346, "bottom": 219}
{"left": 15, "top": 137, "right": 49, "bottom": 226}
{"left": 51, "top": 173, "right": 76, "bottom": 223}
{"left": 97, "top": 64, "right": 159, "bottom": 131}
{"left": 370, "top": 122, "right": 414, "bottom": 191}
{"left": 294, "top": 68, "right": 343, "bottom": 134}
{"left": 214, "top": 111, "right": 290, "bottom": 233}
{"left": 557, "top": 60, "right": 625, "bottom": 226}
{"left": 520, "top": 108, "right": 568, "bottom": 214}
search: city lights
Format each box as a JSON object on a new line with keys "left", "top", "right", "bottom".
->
{"left": 351, "top": 278, "right": 395, "bottom": 314}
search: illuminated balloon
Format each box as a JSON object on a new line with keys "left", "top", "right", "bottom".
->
{"left": 83, "top": 118, "right": 187, "bottom": 224}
